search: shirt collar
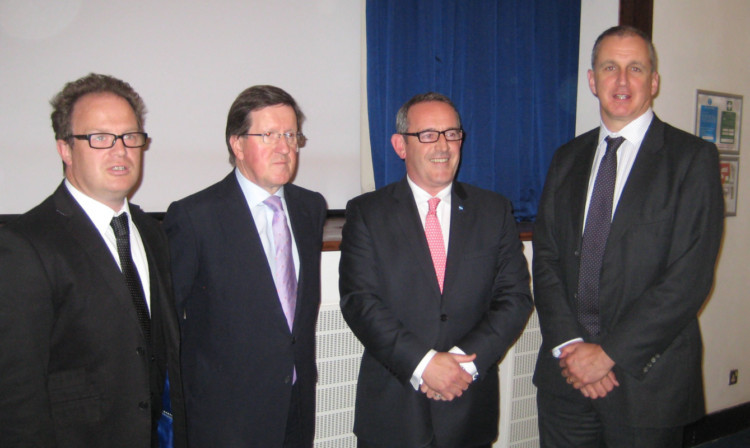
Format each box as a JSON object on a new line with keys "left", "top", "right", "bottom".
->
{"left": 235, "top": 167, "right": 285, "bottom": 208}
{"left": 406, "top": 175, "right": 452, "bottom": 206}
{"left": 64, "top": 179, "right": 131, "bottom": 233}
{"left": 598, "top": 108, "right": 654, "bottom": 148}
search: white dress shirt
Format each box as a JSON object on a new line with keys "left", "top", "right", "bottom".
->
{"left": 552, "top": 109, "right": 654, "bottom": 357}
{"left": 234, "top": 168, "right": 300, "bottom": 282}
{"left": 405, "top": 176, "right": 478, "bottom": 390}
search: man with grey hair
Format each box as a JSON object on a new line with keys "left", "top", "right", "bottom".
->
{"left": 533, "top": 26, "right": 723, "bottom": 447}
{"left": 0, "top": 73, "right": 186, "bottom": 447}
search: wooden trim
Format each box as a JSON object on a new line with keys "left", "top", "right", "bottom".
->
{"left": 619, "top": 0, "right": 653, "bottom": 38}
{"left": 2, "top": 212, "right": 533, "bottom": 249}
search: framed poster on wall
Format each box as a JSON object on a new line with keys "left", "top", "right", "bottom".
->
{"left": 719, "top": 156, "right": 739, "bottom": 216}
{"left": 695, "top": 90, "right": 743, "bottom": 155}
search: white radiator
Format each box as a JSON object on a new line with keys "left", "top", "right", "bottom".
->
{"left": 313, "top": 304, "right": 542, "bottom": 448}
{"left": 314, "top": 304, "right": 363, "bottom": 447}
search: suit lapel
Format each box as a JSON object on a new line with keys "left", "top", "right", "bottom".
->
{"left": 284, "top": 184, "right": 313, "bottom": 332}
{"left": 392, "top": 179, "right": 442, "bottom": 295}
{"left": 51, "top": 185, "right": 145, "bottom": 334}
{"left": 217, "top": 174, "right": 292, "bottom": 334}
{"left": 443, "top": 183, "right": 468, "bottom": 295}
{"left": 608, "top": 117, "right": 665, "bottom": 243}
{"left": 569, "top": 131, "right": 599, "bottom": 240}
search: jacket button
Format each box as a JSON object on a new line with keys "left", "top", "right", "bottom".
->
{"left": 284, "top": 375, "right": 292, "bottom": 384}
{"left": 138, "top": 401, "right": 149, "bottom": 410}
{"left": 440, "top": 314, "right": 448, "bottom": 322}
{"left": 574, "top": 250, "right": 580, "bottom": 257}
{"left": 136, "top": 347, "right": 145, "bottom": 356}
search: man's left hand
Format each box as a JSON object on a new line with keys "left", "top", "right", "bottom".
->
{"left": 559, "top": 342, "right": 615, "bottom": 386}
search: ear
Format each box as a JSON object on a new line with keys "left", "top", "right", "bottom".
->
{"left": 651, "top": 71, "right": 660, "bottom": 96}
{"left": 587, "top": 69, "right": 597, "bottom": 97}
{"left": 391, "top": 133, "right": 406, "bottom": 160}
{"left": 57, "top": 139, "right": 73, "bottom": 167}
{"left": 229, "top": 135, "right": 244, "bottom": 161}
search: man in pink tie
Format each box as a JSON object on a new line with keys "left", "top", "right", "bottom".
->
{"left": 339, "top": 92, "right": 533, "bottom": 448}
{"left": 164, "top": 85, "right": 326, "bottom": 448}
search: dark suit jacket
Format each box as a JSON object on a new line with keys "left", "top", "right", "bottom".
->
{"left": 532, "top": 116, "right": 724, "bottom": 427}
{"left": 164, "top": 172, "right": 326, "bottom": 447}
{"left": 339, "top": 178, "right": 533, "bottom": 448}
{"left": 0, "top": 183, "right": 186, "bottom": 447}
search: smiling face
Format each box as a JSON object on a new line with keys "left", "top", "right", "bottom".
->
{"left": 57, "top": 92, "right": 143, "bottom": 211}
{"left": 230, "top": 104, "right": 298, "bottom": 194}
{"left": 391, "top": 101, "right": 461, "bottom": 196}
{"left": 588, "top": 34, "right": 659, "bottom": 132}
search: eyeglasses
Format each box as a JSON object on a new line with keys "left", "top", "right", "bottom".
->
{"left": 241, "top": 132, "right": 304, "bottom": 146}
{"left": 401, "top": 128, "right": 463, "bottom": 143}
{"left": 67, "top": 132, "right": 148, "bottom": 149}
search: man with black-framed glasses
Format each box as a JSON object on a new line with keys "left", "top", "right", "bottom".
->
{"left": 339, "top": 92, "right": 533, "bottom": 447}
{"left": 0, "top": 73, "right": 186, "bottom": 447}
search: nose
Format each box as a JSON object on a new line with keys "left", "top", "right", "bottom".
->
{"left": 616, "top": 69, "right": 628, "bottom": 85}
{"left": 110, "top": 137, "right": 128, "bottom": 155}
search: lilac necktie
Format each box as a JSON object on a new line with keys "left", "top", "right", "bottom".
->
{"left": 576, "top": 136, "right": 625, "bottom": 335}
{"left": 264, "top": 195, "right": 297, "bottom": 331}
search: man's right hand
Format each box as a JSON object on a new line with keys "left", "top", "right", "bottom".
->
{"left": 421, "top": 352, "right": 476, "bottom": 401}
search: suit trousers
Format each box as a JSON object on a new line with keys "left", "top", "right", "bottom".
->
{"left": 537, "top": 389, "right": 683, "bottom": 448}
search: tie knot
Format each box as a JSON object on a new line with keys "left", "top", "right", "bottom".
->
{"left": 110, "top": 213, "right": 129, "bottom": 238}
{"left": 264, "top": 195, "right": 284, "bottom": 213}
{"left": 428, "top": 197, "right": 440, "bottom": 214}
{"left": 604, "top": 136, "right": 625, "bottom": 154}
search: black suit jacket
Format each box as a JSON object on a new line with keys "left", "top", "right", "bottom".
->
{"left": 0, "top": 183, "right": 186, "bottom": 447}
{"left": 164, "top": 172, "right": 326, "bottom": 447}
{"left": 532, "top": 116, "right": 724, "bottom": 427}
{"left": 339, "top": 178, "right": 533, "bottom": 447}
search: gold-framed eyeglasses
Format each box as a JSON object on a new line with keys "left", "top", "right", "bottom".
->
{"left": 67, "top": 132, "right": 148, "bottom": 149}
{"left": 241, "top": 132, "right": 304, "bottom": 146}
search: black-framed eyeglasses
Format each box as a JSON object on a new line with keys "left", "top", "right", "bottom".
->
{"left": 241, "top": 132, "right": 304, "bottom": 146}
{"left": 401, "top": 128, "right": 463, "bottom": 143}
{"left": 67, "top": 132, "right": 148, "bottom": 149}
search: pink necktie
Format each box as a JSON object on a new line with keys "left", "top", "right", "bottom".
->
{"left": 264, "top": 195, "right": 297, "bottom": 331}
{"left": 425, "top": 197, "right": 447, "bottom": 293}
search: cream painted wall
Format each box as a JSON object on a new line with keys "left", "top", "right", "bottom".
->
{"left": 651, "top": 0, "right": 750, "bottom": 413}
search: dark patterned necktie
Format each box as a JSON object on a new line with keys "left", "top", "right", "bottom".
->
{"left": 576, "top": 136, "right": 625, "bottom": 335}
{"left": 110, "top": 213, "right": 151, "bottom": 340}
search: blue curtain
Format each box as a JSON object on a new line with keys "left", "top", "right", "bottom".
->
{"left": 367, "top": 0, "right": 580, "bottom": 221}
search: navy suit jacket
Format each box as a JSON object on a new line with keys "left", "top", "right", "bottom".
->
{"left": 339, "top": 178, "right": 533, "bottom": 447}
{"left": 0, "top": 183, "right": 186, "bottom": 447}
{"left": 164, "top": 172, "right": 326, "bottom": 447}
{"left": 533, "top": 116, "right": 724, "bottom": 427}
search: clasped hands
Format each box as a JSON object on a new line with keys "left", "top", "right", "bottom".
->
{"left": 558, "top": 342, "right": 619, "bottom": 399}
{"left": 420, "top": 352, "right": 476, "bottom": 402}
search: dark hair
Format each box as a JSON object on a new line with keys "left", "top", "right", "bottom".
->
{"left": 50, "top": 73, "right": 146, "bottom": 142}
{"left": 591, "top": 25, "right": 658, "bottom": 72}
{"left": 395, "top": 92, "right": 461, "bottom": 133}
{"left": 225, "top": 85, "right": 305, "bottom": 166}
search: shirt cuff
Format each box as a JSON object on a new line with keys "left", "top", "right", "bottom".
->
{"left": 552, "top": 338, "right": 584, "bottom": 358}
{"left": 450, "top": 346, "right": 478, "bottom": 380}
{"left": 411, "top": 349, "right": 437, "bottom": 390}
